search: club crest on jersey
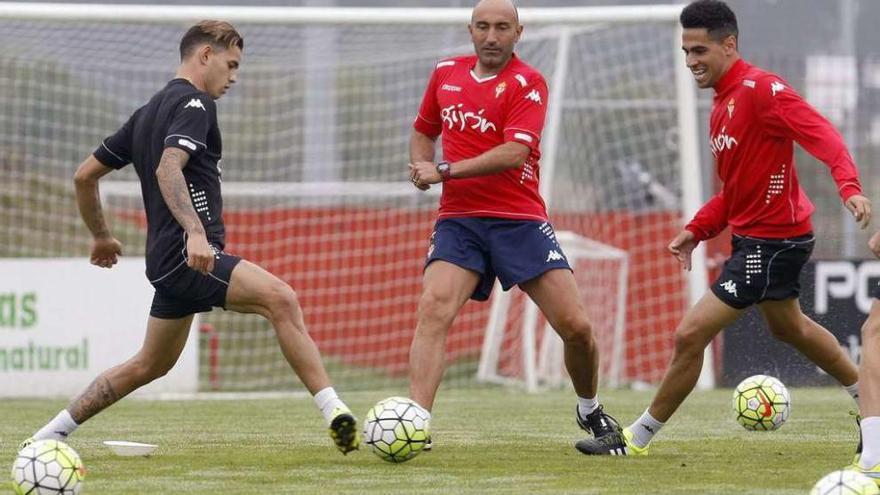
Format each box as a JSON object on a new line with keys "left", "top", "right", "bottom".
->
{"left": 184, "top": 98, "right": 206, "bottom": 111}
{"left": 727, "top": 98, "right": 735, "bottom": 119}
{"left": 495, "top": 81, "right": 506, "bottom": 98}
{"left": 440, "top": 103, "right": 497, "bottom": 133}
{"left": 771, "top": 81, "right": 785, "bottom": 96}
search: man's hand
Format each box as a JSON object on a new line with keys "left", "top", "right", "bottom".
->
{"left": 668, "top": 230, "right": 699, "bottom": 271}
{"left": 409, "top": 162, "right": 440, "bottom": 191}
{"left": 186, "top": 232, "right": 215, "bottom": 274}
{"left": 845, "top": 194, "right": 872, "bottom": 230}
{"left": 870, "top": 230, "right": 880, "bottom": 259}
{"left": 90, "top": 235, "right": 122, "bottom": 268}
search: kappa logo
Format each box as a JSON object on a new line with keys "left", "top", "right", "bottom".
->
{"left": 525, "top": 89, "right": 542, "bottom": 105}
{"left": 770, "top": 81, "right": 785, "bottom": 96}
{"left": 184, "top": 98, "right": 206, "bottom": 111}
{"left": 546, "top": 249, "right": 564, "bottom": 262}
{"left": 441, "top": 84, "right": 462, "bottom": 92}
{"left": 720, "top": 280, "right": 738, "bottom": 297}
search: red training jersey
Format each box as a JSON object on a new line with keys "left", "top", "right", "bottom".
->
{"left": 686, "top": 59, "right": 862, "bottom": 241}
{"left": 413, "top": 54, "right": 549, "bottom": 221}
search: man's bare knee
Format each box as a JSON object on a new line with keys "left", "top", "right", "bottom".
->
{"left": 863, "top": 319, "right": 880, "bottom": 343}
{"left": 673, "top": 323, "right": 709, "bottom": 359}
{"left": 767, "top": 322, "right": 804, "bottom": 344}
{"left": 556, "top": 313, "right": 594, "bottom": 347}
{"left": 127, "top": 356, "right": 174, "bottom": 386}
{"left": 417, "top": 289, "right": 459, "bottom": 330}
{"left": 265, "top": 281, "right": 302, "bottom": 322}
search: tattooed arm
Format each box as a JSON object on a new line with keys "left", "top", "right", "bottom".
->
{"left": 74, "top": 155, "right": 123, "bottom": 268}
{"left": 155, "top": 147, "right": 214, "bottom": 274}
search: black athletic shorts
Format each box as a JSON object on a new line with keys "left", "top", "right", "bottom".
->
{"left": 711, "top": 233, "right": 814, "bottom": 309}
{"left": 872, "top": 277, "right": 880, "bottom": 300}
{"left": 149, "top": 245, "right": 242, "bottom": 319}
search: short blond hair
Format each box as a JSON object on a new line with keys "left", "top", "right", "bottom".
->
{"left": 179, "top": 20, "right": 243, "bottom": 60}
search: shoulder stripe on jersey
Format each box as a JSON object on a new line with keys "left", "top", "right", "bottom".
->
{"left": 436, "top": 60, "right": 455, "bottom": 68}
{"left": 165, "top": 134, "right": 206, "bottom": 148}
{"left": 101, "top": 141, "right": 125, "bottom": 162}
{"left": 514, "top": 74, "right": 528, "bottom": 87}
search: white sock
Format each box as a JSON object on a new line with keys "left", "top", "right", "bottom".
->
{"left": 577, "top": 396, "right": 599, "bottom": 419}
{"left": 845, "top": 381, "right": 860, "bottom": 404}
{"left": 628, "top": 409, "right": 664, "bottom": 448}
{"left": 33, "top": 410, "right": 78, "bottom": 442}
{"left": 860, "top": 416, "right": 880, "bottom": 469}
{"left": 314, "top": 387, "right": 347, "bottom": 426}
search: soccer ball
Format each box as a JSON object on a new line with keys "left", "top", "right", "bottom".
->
{"left": 10, "top": 439, "right": 85, "bottom": 494}
{"left": 363, "top": 396, "right": 430, "bottom": 463}
{"left": 810, "top": 470, "right": 880, "bottom": 495}
{"left": 732, "top": 374, "right": 791, "bottom": 431}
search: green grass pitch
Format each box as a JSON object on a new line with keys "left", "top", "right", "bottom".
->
{"left": 2, "top": 388, "right": 860, "bottom": 494}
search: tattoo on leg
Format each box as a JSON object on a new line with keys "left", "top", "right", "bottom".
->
{"left": 68, "top": 375, "right": 120, "bottom": 424}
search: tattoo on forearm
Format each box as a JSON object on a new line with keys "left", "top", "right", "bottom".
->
{"left": 68, "top": 375, "right": 120, "bottom": 424}
{"left": 156, "top": 148, "right": 204, "bottom": 234}
{"left": 76, "top": 182, "right": 110, "bottom": 237}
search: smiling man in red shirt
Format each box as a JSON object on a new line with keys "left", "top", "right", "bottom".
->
{"left": 577, "top": 0, "right": 871, "bottom": 456}
{"left": 408, "top": 0, "right": 622, "bottom": 452}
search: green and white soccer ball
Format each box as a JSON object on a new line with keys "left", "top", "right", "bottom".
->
{"left": 810, "top": 470, "right": 880, "bottom": 495}
{"left": 10, "top": 440, "right": 85, "bottom": 495}
{"left": 732, "top": 374, "right": 791, "bottom": 431}
{"left": 363, "top": 396, "right": 430, "bottom": 463}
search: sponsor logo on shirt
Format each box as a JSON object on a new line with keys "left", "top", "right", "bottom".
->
{"left": 513, "top": 132, "right": 533, "bottom": 143}
{"left": 178, "top": 138, "right": 197, "bottom": 151}
{"left": 184, "top": 98, "right": 206, "bottom": 111}
{"left": 441, "top": 84, "right": 462, "bottom": 92}
{"left": 771, "top": 81, "right": 785, "bottom": 96}
{"left": 710, "top": 126, "right": 738, "bottom": 157}
{"left": 525, "top": 89, "right": 542, "bottom": 105}
{"left": 440, "top": 104, "right": 497, "bottom": 133}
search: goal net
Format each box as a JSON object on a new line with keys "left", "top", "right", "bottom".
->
{"left": 0, "top": 5, "right": 704, "bottom": 392}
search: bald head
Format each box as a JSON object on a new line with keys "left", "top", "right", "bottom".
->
{"left": 469, "top": 0, "right": 522, "bottom": 75}
{"left": 471, "top": 0, "right": 519, "bottom": 25}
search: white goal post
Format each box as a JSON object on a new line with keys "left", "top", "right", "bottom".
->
{"left": 0, "top": 3, "right": 712, "bottom": 391}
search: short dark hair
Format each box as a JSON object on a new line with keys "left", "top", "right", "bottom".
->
{"left": 179, "top": 20, "right": 244, "bottom": 61}
{"left": 680, "top": 0, "right": 738, "bottom": 42}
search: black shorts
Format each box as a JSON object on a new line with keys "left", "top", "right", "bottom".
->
{"left": 425, "top": 218, "right": 572, "bottom": 301}
{"left": 711, "top": 233, "right": 814, "bottom": 309}
{"left": 873, "top": 277, "right": 880, "bottom": 300}
{"left": 149, "top": 247, "right": 242, "bottom": 319}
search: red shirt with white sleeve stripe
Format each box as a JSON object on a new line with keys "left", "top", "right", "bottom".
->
{"left": 686, "top": 59, "right": 863, "bottom": 241}
{"left": 414, "top": 54, "right": 549, "bottom": 221}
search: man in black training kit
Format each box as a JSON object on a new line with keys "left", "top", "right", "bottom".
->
{"left": 20, "top": 21, "right": 360, "bottom": 455}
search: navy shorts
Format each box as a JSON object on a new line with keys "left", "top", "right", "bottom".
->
{"left": 711, "top": 233, "right": 814, "bottom": 309}
{"left": 149, "top": 246, "right": 242, "bottom": 319}
{"left": 425, "top": 218, "right": 572, "bottom": 301}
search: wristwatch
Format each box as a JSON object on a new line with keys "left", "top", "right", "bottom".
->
{"left": 436, "top": 161, "right": 452, "bottom": 182}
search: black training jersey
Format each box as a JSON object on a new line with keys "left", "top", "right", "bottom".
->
{"left": 93, "top": 78, "right": 225, "bottom": 282}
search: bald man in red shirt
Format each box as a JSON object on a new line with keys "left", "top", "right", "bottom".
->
{"left": 408, "top": 0, "right": 622, "bottom": 452}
